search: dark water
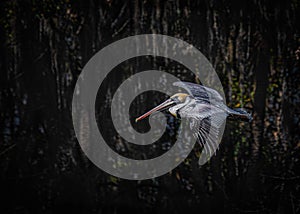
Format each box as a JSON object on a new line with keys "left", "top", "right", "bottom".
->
{"left": 0, "top": 0, "right": 299, "bottom": 213}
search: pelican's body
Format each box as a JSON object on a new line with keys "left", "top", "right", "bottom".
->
{"left": 168, "top": 93, "right": 251, "bottom": 121}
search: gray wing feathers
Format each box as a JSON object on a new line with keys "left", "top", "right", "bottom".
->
{"left": 179, "top": 102, "right": 227, "bottom": 164}
{"left": 173, "top": 81, "right": 224, "bottom": 103}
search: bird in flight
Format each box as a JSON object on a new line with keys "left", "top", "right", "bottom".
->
{"left": 135, "top": 81, "right": 252, "bottom": 158}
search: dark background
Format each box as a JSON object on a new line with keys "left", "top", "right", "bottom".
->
{"left": 0, "top": 0, "right": 300, "bottom": 213}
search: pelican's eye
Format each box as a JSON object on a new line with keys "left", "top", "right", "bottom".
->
{"left": 171, "top": 97, "right": 180, "bottom": 104}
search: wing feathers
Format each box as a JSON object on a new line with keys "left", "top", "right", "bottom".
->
{"left": 173, "top": 81, "right": 224, "bottom": 103}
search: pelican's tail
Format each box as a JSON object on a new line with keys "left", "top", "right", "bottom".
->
{"left": 229, "top": 108, "right": 252, "bottom": 122}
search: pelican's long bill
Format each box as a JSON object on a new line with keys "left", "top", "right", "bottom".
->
{"left": 135, "top": 98, "right": 175, "bottom": 122}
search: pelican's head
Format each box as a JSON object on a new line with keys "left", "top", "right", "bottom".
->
{"left": 170, "top": 93, "right": 189, "bottom": 103}
{"left": 135, "top": 93, "right": 189, "bottom": 122}
{"left": 168, "top": 93, "right": 190, "bottom": 118}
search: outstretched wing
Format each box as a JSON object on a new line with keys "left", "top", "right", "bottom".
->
{"left": 179, "top": 101, "right": 227, "bottom": 164}
{"left": 173, "top": 81, "right": 224, "bottom": 104}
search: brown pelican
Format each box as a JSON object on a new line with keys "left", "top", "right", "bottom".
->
{"left": 135, "top": 82, "right": 252, "bottom": 156}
